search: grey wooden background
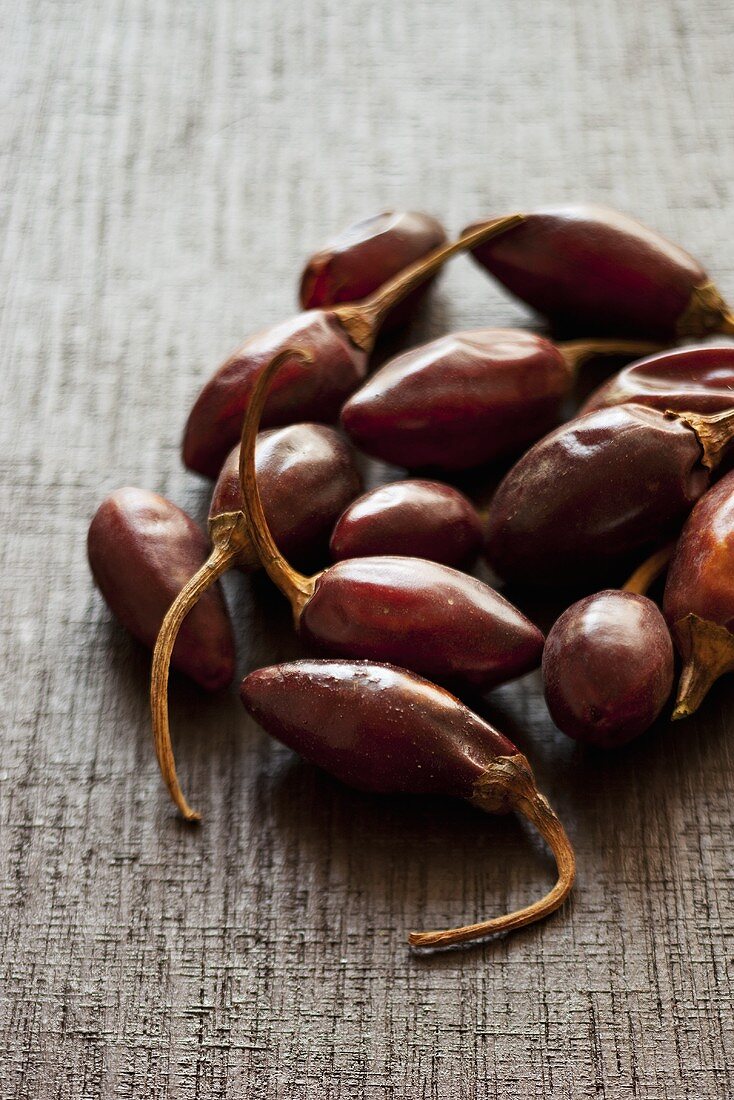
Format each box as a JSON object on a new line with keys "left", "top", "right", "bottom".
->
{"left": 2, "top": 0, "right": 733, "bottom": 1096}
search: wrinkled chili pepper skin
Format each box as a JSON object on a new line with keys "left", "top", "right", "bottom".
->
{"left": 299, "top": 557, "right": 544, "bottom": 689}
{"left": 543, "top": 592, "right": 674, "bottom": 747}
{"left": 183, "top": 311, "right": 367, "bottom": 478}
{"left": 329, "top": 480, "right": 483, "bottom": 568}
{"left": 241, "top": 660, "right": 517, "bottom": 797}
{"left": 87, "top": 488, "right": 235, "bottom": 690}
{"left": 485, "top": 405, "right": 709, "bottom": 587}
{"left": 211, "top": 425, "right": 362, "bottom": 569}
{"left": 341, "top": 330, "right": 570, "bottom": 470}
{"left": 299, "top": 211, "right": 447, "bottom": 330}
{"left": 465, "top": 205, "right": 705, "bottom": 338}
{"left": 581, "top": 345, "right": 734, "bottom": 416}
{"left": 663, "top": 470, "right": 734, "bottom": 630}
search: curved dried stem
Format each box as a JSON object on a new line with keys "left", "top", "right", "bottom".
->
{"left": 622, "top": 543, "right": 674, "bottom": 596}
{"left": 238, "top": 348, "right": 317, "bottom": 620}
{"left": 409, "top": 754, "right": 575, "bottom": 949}
{"left": 558, "top": 339, "right": 663, "bottom": 377}
{"left": 150, "top": 543, "right": 235, "bottom": 822}
{"left": 332, "top": 214, "right": 525, "bottom": 353}
{"left": 677, "top": 280, "right": 734, "bottom": 337}
{"left": 670, "top": 407, "right": 734, "bottom": 471}
{"left": 672, "top": 613, "right": 734, "bottom": 720}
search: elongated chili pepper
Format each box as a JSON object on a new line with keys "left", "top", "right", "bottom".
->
{"left": 465, "top": 205, "right": 734, "bottom": 339}
{"left": 299, "top": 210, "right": 447, "bottom": 330}
{"left": 341, "top": 328, "right": 660, "bottom": 470}
{"left": 182, "top": 215, "right": 523, "bottom": 477}
{"left": 485, "top": 404, "right": 734, "bottom": 588}
{"left": 151, "top": 416, "right": 361, "bottom": 821}
{"left": 663, "top": 469, "right": 734, "bottom": 718}
{"left": 581, "top": 345, "right": 734, "bottom": 417}
{"left": 241, "top": 659, "right": 575, "bottom": 949}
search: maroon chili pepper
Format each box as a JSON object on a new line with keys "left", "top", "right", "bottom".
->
{"left": 542, "top": 549, "right": 674, "bottom": 748}
{"left": 485, "top": 404, "right": 734, "bottom": 588}
{"left": 299, "top": 210, "right": 447, "bottom": 330}
{"left": 150, "top": 415, "right": 361, "bottom": 821}
{"left": 581, "top": 345, "right": 734, "bottom": 417}
{"left": 663, "top": 469, "right": 734, "bottom": 719}
{"left": 241, "top": 659, "right": 575, "bottom": 949}
{"left": 329, "top": 479, "right": 483, "bottom": 568}
{"left": 88, "top": 488, "right": 235, "bottom": 691}
{"left": 182, "top": 215, "right": 523, "bottom": 478}
{"left": 465, "top": 205, "right": 734, "bottom": 339}
{"left": 341, "top": 328, "right": 660, "bottom": 471}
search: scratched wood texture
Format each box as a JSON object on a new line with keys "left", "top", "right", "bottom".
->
{"left": 2, "top": 0, "right": 734, "bottom": 1096}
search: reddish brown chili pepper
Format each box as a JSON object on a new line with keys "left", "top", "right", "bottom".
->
{"left": 151, "top": 417, "right": 361, "bottom": 820}
{"left": 330, "top": 479, "right": 483, "bottom": 568}
{"left": 299, "top": 211, "right": 447, "bottom": 330}
{"left": 241, "top": 659, "right": 575, "bottom": 948}
{"left": 465, "top": 205, "right": 734, "bottom": 339}
{"left": 88, "top": 488, "right": 235, "bottom": 691}
{"left": 341, "top": 329, "right": 660, "bottom": 470}
{"left": 581, "top": 345, "right": 734, "bottom": 417}
{"left": 485, "top": 404, "right": 734, "bottom": 588}
{"left": 182, "top": 215, "right": 523, "bottom": 477}
{"left": 663, "top": 469, "right": 734, "bottom": 719}
{"left": 542, "top": 549, "right": 674, "bottom": 747}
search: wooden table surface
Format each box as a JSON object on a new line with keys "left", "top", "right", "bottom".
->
{"left": 3, "top": 1, "right": 733, "bottom": 1096}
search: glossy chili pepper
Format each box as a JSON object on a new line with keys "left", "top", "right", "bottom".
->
{"left": 299, "top": 210, "right": 447, "bottom": 330}
{"left": 183, "top": 215, "right": 523, "bottom": 478}
{"left": 241, "top": 659, "right": 575, "bottom": 948}
{"left": 485, "top": 404, "right": 734, "bottom": 588}
{"left": 341, "top": 329, "right": 660, "bottom": 470}
{"left": 663, "top": 469, "right": 734, "bottom": 719}
{"left": 465, "top": 205, "right": 734, "bottom": 339}
{"left": 581, "top": 345, "right": 734, "bottom": 417}
{"left": 542, "top": 549, "right": 674, "bottom": 747}
{"left": 88, "top": 488, "right": 235, "bottom": 691}
{"left": 329, "top": 479, "right": 483, "bottom": 568}
{"left": 151, "top": 418, "right": 361, "bottom": 820}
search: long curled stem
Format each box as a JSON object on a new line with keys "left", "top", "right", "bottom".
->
{"left": 558, "top": 339, "right": 663, "bottom": 377}
{"left": 409, "top": 754, "right": 575, "bottom": 949}
{"left": 622, "top": 543, "right": 674, "bottom": 596}
{"left": 150, "top": 543, "right": 235, "bottom": 822}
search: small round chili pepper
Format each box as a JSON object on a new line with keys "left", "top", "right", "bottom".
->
{"left": 182, "top": 215, "right": 523, "bottom": 478}
{"left": 581, "top": 345, "right": 734, "bottom": 417}
{"left": 299, "top": 210, "right": 447, "bottom": 330}
{"left": 663, "top": 469, "right": 734, "bottom": 719}
{"left": 465, "top": 205, "right": 734, "bottom": 339}
{"left": 241, "top": 659, "right": 576, "bottom": 949}
{"left": 329, "top": 479, "right": 483, "bottom": 568}
{"left": 542, "top": 548, "right": 674, "bottom": 747}
{"left": 151, "top": 415, "right": 361, "bottom": 821}
{"left": 341, "top": 328, "right": 660, "bottom": 470}
{"left": 485, "top": 404, "right": 734, "bottom": 588}
{"left": 88, "top": 488, "right": 235, "bottom": 691}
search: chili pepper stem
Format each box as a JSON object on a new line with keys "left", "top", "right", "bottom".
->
{"left": 239, "top": 348, "right": 318, "bottom": 620}
{"left": 150, "top": 543, "right": 235, "bottom": 822}
{"left": 332, "top": 215, "right": 525, "bottom": 353}
{"left": 677, "top": 280, "right": 734, "bottom": 338}
{"left": 671, "top": 407, "right": 734, "bottom": 470}
{"left": 409, "top": 754, "right": 575, "bottom": 949}
{"left": 672, "top": 613, "right": 734, "bottom": 720}
{"left": 558, "top": 339, "right": 664, "bottom": 377}
{"left": 719, "top": 309, "right": 734, "bottom": 336}
{"left": 622, "top": 544, "right": 674, "bottom": 596}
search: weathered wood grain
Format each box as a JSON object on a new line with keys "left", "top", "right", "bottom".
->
{"left": 1, "top": 0, "right": 733, "bottom": 1096}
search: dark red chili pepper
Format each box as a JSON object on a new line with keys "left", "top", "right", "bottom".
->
{"left": 150, "top": 417, "right": 361, "bottom": 820}
{"left": 241, "top": 659, "right": 575, "bottom": 948}
{"left": 88, "top": 488, "right": 235, "bottom": 691}
{"left": 329, "top": 479, "right": 483, "bottom": 568}
{"left": 581, "top": 345, "right": 734, "bottom": 417}
{"left": 465, "top": 205, "right": 734, "bottom": 339}
{"left": 485, "top": 404, "right": 734, "bottom": 588}
{"left": 663, "top": 469, "right": 734, "bottom": 719}
{"left": 542, "top": 549, "right": 674, "bottom": 747}
{"left": 341, "top": 328, "right": 659, "bottom": 470}
{"left": 182, "top": 215, "right": 523, "bottom": 478}
{"left": 299, "top": 210, "right": 447, "bottom": 330}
